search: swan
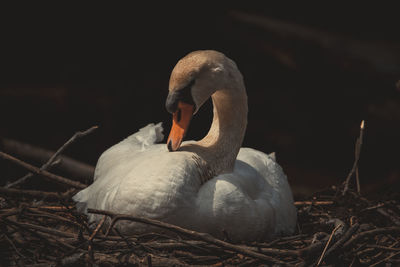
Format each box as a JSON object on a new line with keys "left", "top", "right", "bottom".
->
{"left": 73, "top": 50, "right": 297, "bottom": 241}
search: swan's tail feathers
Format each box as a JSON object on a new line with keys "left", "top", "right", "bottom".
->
{"left": 72, "top": 190, "right": 88, "bottom": 214}
{"left": 72, "top": 189, "right": 102, "bottom": 223}
{"left": 75, "top": 201, "right": 88, "bottom": 214}
{"left": 125, "top": 122, "right": 164, "bottom": 151}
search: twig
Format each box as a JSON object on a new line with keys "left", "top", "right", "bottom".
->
{"left": 94, "top": 252, "right": 186, "bottom": 266}
{"left": 367, "top": 245, "right": 400, "bottom": 251}
{"left": 377, "top": 208, "right": 400, "bottom": 226}
{"left": 0, "top": 151, "right": 87, "bottom": 189}
{"left": 5, "top": 126, "right": 98, "bottom": 188}
{"left": 0, "top": 187, "right": 75, "bottom": 201}
{"left": 5, "top": 219, "right": 77, "bottom": 239}
{"left": 88, "top": 208, "right": 288, "bottom": 265}
{"left": 316, "top": 223, "right": 343, "bottom": 266}
{"left": 4, "top": 234, "right": 26, "bottom": 259}
{"left": 298, "top": 220, "right": 345, "bottom": 258}
{"left": 87, "top": 216, "right": 105, "bottom": 263}
{"left": 242, "top": 245, "right": 298, "bottom": 257}
{"left": 0, "top": 208, "right": 20, "bottom": 218}
{"left": 370, "top": 251, "right": 400, "bottom": 267}
{"left": 37, "top": 205, "right": 75, "bottom": 212}
{"left": 325, "top": 223, "right": 359, "bottom": 257}
{"left": 355, "top": 166, "right": 360, "bottom": 194}
{"left": 360, "top": 203, "right": 385, "bottom": 211}
{"left": 5, "top": 160, "right": 60, "bottom": 189}
{"left": 343, "top": 120, "right": 365, "bottom": 195}
{"left": 260, "top": 233, "right": 308, "bottom": 247}
{"left": 25, "top": 208, "right": 81, "bottom": 228}
{"left": 294, "top": 201, "right": 334, "bottom": 206}
{"left": 5, "top": 220, "right": 75, "bottom": 252}
{"left": 88, "top": 215, "right": 106, "bottom": 242}
{"left": 138, "top": 232, "right": 213, "bottom": 253}
{"left": 172, "top": 250, "right": 221, "bottom": 264}
{"left": 113, "top": 228, "right": 135, "bottom": 248}
{"left": 22, "top": 228, "right": 77, "bottom": 251}
{"left": 174, "top": 236, "right": 215, "bottom": 254}
{"left": 0, "top": 137, "right": 95, "bottom": 181}
{"left": 343, "top": 227, "right": 400, "bottom": 250}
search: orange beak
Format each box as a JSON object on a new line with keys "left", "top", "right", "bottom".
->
{"left": 167, "top": 101, "right": 194, "bottom": 151}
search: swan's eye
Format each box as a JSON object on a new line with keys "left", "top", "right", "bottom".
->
{"left": 177, "top": 109, "right": 182, "bottom": 122}
{"left": 179, "top": 79, "right": 195, "bottom": 102}
{"left": 179, "top": 79, "right": 196, "bottom": 108}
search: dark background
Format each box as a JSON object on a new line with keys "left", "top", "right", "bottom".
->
{"left": 1, "top": 4, "right": 399, "bottom": 197}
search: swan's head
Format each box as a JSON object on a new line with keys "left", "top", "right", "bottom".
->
{"left": 165, "top": 50, "right": 232, "bottom": 152}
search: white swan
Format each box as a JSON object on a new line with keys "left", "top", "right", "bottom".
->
{"left": 73, "top": 50, "right": 297, "bottom": 241}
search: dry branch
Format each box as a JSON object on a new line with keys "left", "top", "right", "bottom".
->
{"left": 377, "top": 208, "right": 400, "bottom": 226}
{"left": 88, "top": 208, "right": 288, "bottom": 265}
{"left": 343, "top": 120, "right": 365, "bottom": 195}
{"left": 316, "top": 223, "right": 343, "bottom": 266}
{"left": 0, "top": 151, "right": 87, "bottom": 189}
{"left": 0, "top": 187, "right": 75, "bottom": 201}
{"left": 5, "top": 126, "right": 97, "bottom": 188}
{"left": 342, "top": 227, "right": 400, "bottom": 250}
{"left": 325, "top": 223, "right": 360, "bottom": 257}
{"left": 1, "top": 187, "right": 399, "bottom": 266}
{"left": 367, "top": 245, "right": 400, "bottom": 252}
{"left": 0, "top": 137, "right": 95, "bottom": 181}
{"left": 294, "top": 201, "right": 334, "bottom": 206}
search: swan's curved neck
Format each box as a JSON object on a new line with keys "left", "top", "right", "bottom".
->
{"left": 201, "top": 87, "right": 248, "bottom": 171}
{"left": 183, "top": 75, "right": 248, "bottom": 180}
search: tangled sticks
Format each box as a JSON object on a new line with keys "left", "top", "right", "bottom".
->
{"left": 1, "top": 190, "right": 399, "bottom": 266}
{"left": 1, "top": 125, "right": 400, "bottom": 266}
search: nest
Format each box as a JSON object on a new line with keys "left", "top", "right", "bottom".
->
{"left": 1, "top": 125, "right": 399, "bottom": 266}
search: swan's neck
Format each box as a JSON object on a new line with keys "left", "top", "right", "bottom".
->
{"left": 183, "top": 81, "right": 248, "bottom": 180}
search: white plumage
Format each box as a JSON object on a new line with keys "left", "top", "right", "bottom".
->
{"left": 74, "top": 123, "right": 296, "bottom": 241}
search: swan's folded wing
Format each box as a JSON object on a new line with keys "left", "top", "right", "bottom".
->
{"left": 73, "top": 123, "right": 165, "bottom": 214}
{"left": 93, "top": 123, "right": 164, "bottom": 182}
{"left": 237, "top": 147, "right": 297, "bottom": 235}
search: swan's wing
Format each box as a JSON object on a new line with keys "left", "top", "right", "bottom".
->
{"left": 73, "top": 123, "right": 165, "bottom": 213}
{"left": 73, "top": 143, "right": 202, "bottom": 230}
{"left": 237, "top": 147, "right": 297, "bottom": 235}
{"left": 93, "top": 123, "right": 164, "bottom": 182}
{"left": 195, "top": 167, "right": 275, "bottom": 241}
{"left": 195, "top": 147, "right": 296, "bottom": 241}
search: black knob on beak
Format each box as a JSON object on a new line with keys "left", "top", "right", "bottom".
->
{"left": 166, "top": 91, "right": 179, "bottom": 114}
